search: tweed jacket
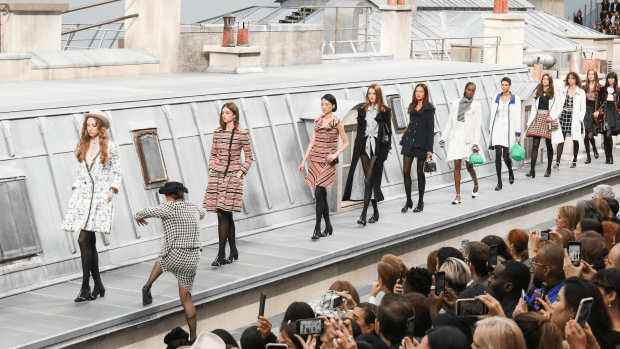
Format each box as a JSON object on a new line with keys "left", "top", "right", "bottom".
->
{"left": 61, "top": 140, "right": 122, "bottom": 234}
{"left": 208, "top": 127, "right": 253, "bottom": 175}
{"left": 134, "top": 200, "right": 206, "bottom": 259}
{"left": 442, "top": 99, "right": 482, "bottom": 147}
{"left": 551, "top": 86, "right": 586, "bottom": 139}
{"left": 489, "top": 92, "right": 522, "bottom": 149}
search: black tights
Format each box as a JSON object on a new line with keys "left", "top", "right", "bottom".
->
{"left": 556, "top": 131, "right": 579, "bottom": 163}
{"left": 314, "top": 186, "right": 332, "bottom": 232}
{"left": 603, "top": 129, "right": 614, "bottom": 162}
{"left": 584, "top": 132, "right": 598, "bottom": 159}
{"left": 530, "top": 136, "right": 553, "bottom": 173}
{"left": 78, "top": 230, "right": 102, "bottom": 290}
{"left": 495, "top": 146, "right": 513, "bottom": 184}
{"left": 403, "top": 156, "right": 426, "bottom": 206}
{"left": 360, "top": 155, "right": 378, "bottom": 217}
{"left": 216, "top": 210, "right": 236, "bottom": 258}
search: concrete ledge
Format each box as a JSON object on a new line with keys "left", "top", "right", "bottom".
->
{"left": 379, "top": 5, "right": 416, "bottom": 11}
{"left": 182, "top": 23, "right": 323, "bottom": 33}
{"left": 0, "top": 53, "right": 31, "bottom": 60}
{"left": 3, "top": 2, "right": 69, "bottom": 12}
{"left": 481, "top": 13, "right": 529, "bottom": 20}
{"left": 202, "top": 45, "right": 265, "bottom": 54}
{"left": 206, "top": 66, "right": 265, "bottom": 74}
{"left": 29, "top": 48, "right": 160, "bottom": 70}
{"left": 323, "top": 53, "right": 394, "bottom": 64}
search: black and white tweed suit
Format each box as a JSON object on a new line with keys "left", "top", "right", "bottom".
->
{"left": 134, "top": 199, "right": 206, "bottom": 293}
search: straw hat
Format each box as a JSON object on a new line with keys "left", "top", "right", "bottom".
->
{"left": 84, "top": 110, "right": 110, "bottom": 129}
{"left": 187, "top": 332, "right": 226, "bottom": 349}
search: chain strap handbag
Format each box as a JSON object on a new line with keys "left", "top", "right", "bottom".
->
{"left": 424, "top": 152, "right": 442, "bottom": 173}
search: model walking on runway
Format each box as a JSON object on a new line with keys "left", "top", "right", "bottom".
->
{"left": 554, "top": 72, "right": 586, "bottom": 169}
{"left": 489, "top": 77, "right": 521, "bottom": 191}
{"left": 61, "top": 110, "right": 122, "bottom": 302}
{"left": 440, "top": 82, "right": 483, "bottom": 204}
{"left": 400, "top": 83, "right": 435, "bottom": 213}
{"left": 595, "top": 72, "right": 620, "bottom": 164}
{"left": 525, "top": 73, "right": 561, "bottom": 178}
{"left": 135, "top": 182, "right": 204, "bottom": 341}
{"left": 204, "top": 102, "right": 253, "bottom": 266}
{"left": 342, "top": 84, "right": 392, "bottom": 226}
{"left": 583, "top": 69, "right": 601, "bottom": 163}
{"left": 299, "top": 94, "right": 349, "bottom": 240}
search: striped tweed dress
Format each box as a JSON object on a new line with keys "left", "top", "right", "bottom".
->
{"left": 204, "top": 127, "right": 253, "bottom": 212}
{"left": 305, "top": 115, "right": 341, "bottom": 189}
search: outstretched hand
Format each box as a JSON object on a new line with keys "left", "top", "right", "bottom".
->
{"left": 136, "top": 218, "right": 148, "bottom": 226}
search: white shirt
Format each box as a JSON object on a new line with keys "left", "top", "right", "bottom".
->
{"left": 365, "top": 105, "right": 379, "bottom": 156}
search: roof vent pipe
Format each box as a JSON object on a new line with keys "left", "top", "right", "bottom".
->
{"left": 523, "top": 54, "right": 556, "bottom": 69}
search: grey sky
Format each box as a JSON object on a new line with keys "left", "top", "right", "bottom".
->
{"left": 11, "top": 0, "right": 274, "bottom": 24}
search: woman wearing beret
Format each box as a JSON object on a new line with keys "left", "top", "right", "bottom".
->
{"left": 342, "top": 84, "right": 392, "bottom": 226}
{"left": 204, "top": 102, "right": 253, "bottom": 266}
{"left": 61, "top": 110, "right": 122, "bottom": 302}
{"left": 135, "top": 181, "right": 206, "bottom": 342}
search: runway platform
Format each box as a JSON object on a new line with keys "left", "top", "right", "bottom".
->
{"left": 2, "top": 154, "right": 620, "bottom": 349}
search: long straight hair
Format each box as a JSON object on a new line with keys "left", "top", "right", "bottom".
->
{"left": 364, "top": 84, "right": 387, "bottom": 113}
{"left": 584, "top": 69, "right": 600, "bottom": 91}
{"left": 534, "top": 73, "right": 555, "bottom": 99}
{"left": 604, "top": 72, "right": 618, "bottom": 91}
{"left": 219, "top": 102, "right": 240, "bottom": 130}
{"left": 408, "top": 83, "right": 430, "bottom": 114}
{"left": 75, "top": 117, "right": 109, "bottom": 164}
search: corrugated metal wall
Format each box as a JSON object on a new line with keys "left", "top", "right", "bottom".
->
{"left": 0, "top": 69, "right": 531, "bottom": 294}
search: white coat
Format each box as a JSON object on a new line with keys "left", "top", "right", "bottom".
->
{"left": 489, "top": 92, "right": 522, "bottom": 150}
{"left": 441, "top": 99, "right": 486, "bottom": 161}
{"left": 552, "top": 86, "right": 587, "bottom": 140}
{"left": 526, "top": 95, "right": 564, "bottom": 144}
{"left": 61, "top": 140, "right": 122, "bottom": 234}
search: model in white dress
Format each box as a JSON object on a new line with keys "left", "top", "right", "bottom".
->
{"left": 491, "top": 99, "right": 510, "bottom": 147}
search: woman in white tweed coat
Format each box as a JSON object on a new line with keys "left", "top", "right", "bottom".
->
{"left": 135, "top": 182, "right": 205, "bottom": 342}
{"left": 61, "top": 110, "right": 122, "bottom": 303}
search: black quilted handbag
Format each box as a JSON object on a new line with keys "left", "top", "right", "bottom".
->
{"left": 424, "top": 153, "right": 441, "bottom": 173}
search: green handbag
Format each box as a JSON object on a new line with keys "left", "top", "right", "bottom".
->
{"left": 468, "top": 153, "right": 484, "bottom": 165}
{"left": 510, "top": 141, "right": 526, "bottom": 162}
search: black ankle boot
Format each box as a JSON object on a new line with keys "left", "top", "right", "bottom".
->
{"left": 142, "top": 285, "right": 152, "bottom": 306}
{"left": 91, "top": 284, "right": 105, "bottom": 300}
{"left": 357, "top": 213, "right": 367, "bottom": 226}
{"left": 212, "top": 255, "right": 226, "bottom": 266}
{"left": 224, "top": 250, "right": 238, "bottom": 264}
{"left": 368, "top": 212, "right": 379, "bottom": 223}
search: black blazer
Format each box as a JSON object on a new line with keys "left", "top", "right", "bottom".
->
{"left": 400, "top": 103, "right": 435, "bottom": 153}
{"left": 342, "top": 106, "right": 392, "bottom": 202}
{"left": 596, "top": 85, "right": 620, "bottom": 112}
{"left": 611, "top": 2, "right": 619, "bottom": 13}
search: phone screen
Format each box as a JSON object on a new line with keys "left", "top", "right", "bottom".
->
{"left": 568, "top": 243, "right": 581, "bottom": 267}
{"left": 435, "top": 272, "right": 446, "bottom": 296}
{"left": 259, "top": 293, "right": 266, "bottom": 317}
{"left": 540, "top": 230, "right": 550, "bottom": 242}
{"left": 296, "top": 318, "right": 324, "bottom": 335}
{"left": 266, "top": 345, "right": 288, "bottom": 349}
{"left": 461, "top": 239, "right": 469, "bottom": 252}
{"left": 456, "top": 299, "right": 489, "bottom": 316}
{"left": 404, "top": 316, "right": 416, "bottom": 339}
{"left": 488, "top": 245, "right": 499, "bottom": 271}
{"left": 576, "top": 298, "right": 594, "bottom": 327}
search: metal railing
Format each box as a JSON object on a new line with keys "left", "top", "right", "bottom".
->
{"left": 568, "top": 0, "right": 600, "bottom": 29}
{"left": 410, "top": 36, "right": 501, "bottom": 63}
{"left": 60, "top": 0, "right": 134, "bottom": 50}
{"left": 300, "top": 6, "right": 373, "bottom": 54}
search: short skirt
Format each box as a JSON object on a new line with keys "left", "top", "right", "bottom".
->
{"left": 602, "top": 103, "right": 620, "bottom": 135}
{"left": 526, "top": 110, "right": 552, "bottom": 139}
{"left": 306, "top": 160, "right": 336, "bottom": 189}
{"left": 204, "top": 171, "right": 244, "bottom": 212}
{"left": 157, "top": 248, "right": 201, "bottom": 293}
{"left": 401, "top": 146, "right": 428, "bottom": 159}
{"left": 446, "top": 122, "right": 473, "bottom": 161}
{"left": 584, "top": 103, "right": 598, "bottom": 135}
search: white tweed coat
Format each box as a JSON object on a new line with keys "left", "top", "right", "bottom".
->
{"left": 61, "top": 140, "right": 122, "bottom": 234}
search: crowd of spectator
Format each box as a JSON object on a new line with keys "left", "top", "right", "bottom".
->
{"left": 574, "top": 0, "right": 620, "bottom": 34}
{"left": 172, "top": 184, "right": 620, "bottom": 349}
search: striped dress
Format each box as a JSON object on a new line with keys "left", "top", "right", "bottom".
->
{"left": 204, "top": 127, "right": 253, "bottom": 212}
{"left": 305, "top": 115, "right": 341, "bottom": 189}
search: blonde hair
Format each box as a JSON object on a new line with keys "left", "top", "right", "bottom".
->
{"left": 439, "top": 257, "right": 471, "bottom": 292}
{"left": 475, "top": 317, "right": 526, "bottom": 349}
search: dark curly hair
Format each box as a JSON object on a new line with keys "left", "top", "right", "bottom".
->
{"left": 403, "top": 267, "right": 432, "bottom": 296}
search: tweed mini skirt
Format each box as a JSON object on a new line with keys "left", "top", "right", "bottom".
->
{"left": 204, "top": 171, "right": 244, "bottom": 212}
{"left": 526, "top": 110, "right": 552, "bottom": 139}
{"left": 157, "top": 247, "right": 201, "bottom": 293}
